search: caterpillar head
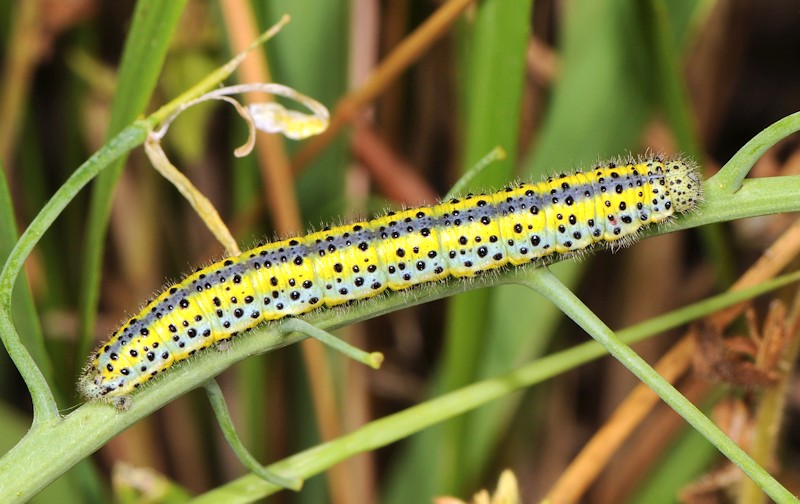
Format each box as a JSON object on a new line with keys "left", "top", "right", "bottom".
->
{"left": 664, "top": 158, "right": 703, "bottom": 213}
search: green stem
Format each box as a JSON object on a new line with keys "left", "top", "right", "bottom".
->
{"left": 280, "top": 318, "right": 383, "bottom": 369}
{"left": 189, "top": 272, "right": 800, "bottom": 502}
{"left": 445, "top": 146, "right": 506, "bottom": 199}
{"left": 0, "top": 123, "right": 149, "bottom": 422}
{"left": 524, "top": 268, "right": 797, "bottom": 503}
{"left": 1, "top": 264, "right": 795, "bottom": 502}
{"left": 660, "top": 175, "right": 800, "bottom": 234}
{"left": 0, "top": 169, "right": 53, "bottom": 391}
{"left": 203, "top": 380, "right": 303, "bottom": 490}
{"left": 709, "top": 111, "right": 800, "bottom": 193}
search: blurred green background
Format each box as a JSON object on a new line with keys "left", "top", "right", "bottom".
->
{"left": 1, "top": 0, "right": 799, "bottom": 502}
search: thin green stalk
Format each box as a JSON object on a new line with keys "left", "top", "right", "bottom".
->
{"left": 0, "top": 168, "right": 51, "bottom": 388}
{"left": 189, "top": 271, "right": 800, "bottom": 503}
{"left": 445, "top": 147, "right": 506, "bottom": 199}
{"left": 203, "top": 380, "right": 302, "bottom": 491}
{"left": 525, "top": 268, "right": 796, "bottom": 503}
{"left": 628, "top": 394, "right": 725, "bottom": 504}
{"left": 280, "top": 318, "right": 383, "bottom": 369}
{"left": 0, "top": 123, "right": 149, "bottom": 422}
{"left": 710, "top": 111, "right": 800, "bottom": 193}
{"left": 674, "top": 175, "right": 800, "bottom": 232}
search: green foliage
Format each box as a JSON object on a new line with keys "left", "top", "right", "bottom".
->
{"left": 2, "top": 1, "right": 800, "bottom": 503}
{"left": 77, "top": 0, "right": 189, "bottom": 369}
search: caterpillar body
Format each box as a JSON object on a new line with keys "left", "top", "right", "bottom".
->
{"left": 79, "top": 156, "right": 702, "bottom": 401}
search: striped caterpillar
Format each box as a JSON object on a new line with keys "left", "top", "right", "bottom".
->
{"left": 79, "top": 156, "right": 702, "bottom": 402}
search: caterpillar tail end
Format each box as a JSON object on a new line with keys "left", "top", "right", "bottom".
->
{"left": 78, "top": 359, "right": 131, "bottom": 409}
{"left": 77, "top": 364, "right": 104, "bottom": 401}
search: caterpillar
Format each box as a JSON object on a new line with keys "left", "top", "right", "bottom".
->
{"left": 79, "top": 156, "right": 702, "bottom": 402}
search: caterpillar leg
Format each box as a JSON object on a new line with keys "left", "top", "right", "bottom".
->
{"left": 204, "top": 380, "right": 303, "bottom": 490}
{"left": 280, "top": 318, "right": 384, "bottom": 369}
{"left": 112, "top": 396, "right": 132, "bottom": 411}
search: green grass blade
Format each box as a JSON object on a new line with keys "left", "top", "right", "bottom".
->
{"left": 711, "top": 110, "right": 800, "bottom": 193}
{"left": 527, "top": 268, "right": 796, "bottom": 503}
{"left": 231, "top": 5, "right": 351, "bottom": 496}
{"left": 0, "top": 167, "right": 52, "bottom": 389}
{"left": 627, "top": 401, "right": 723, "bottom": 504}
{"left": 460, "top": 0, "right": 674, "bottom": 488}
{"left": 384, "top": 1, "right": 533, "bottom": 500}
{"left": 76, "top": 0, "right": 188, "bottom": 370}
{"left": 646, "top": 0, "right": 736, "bottom": 287}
